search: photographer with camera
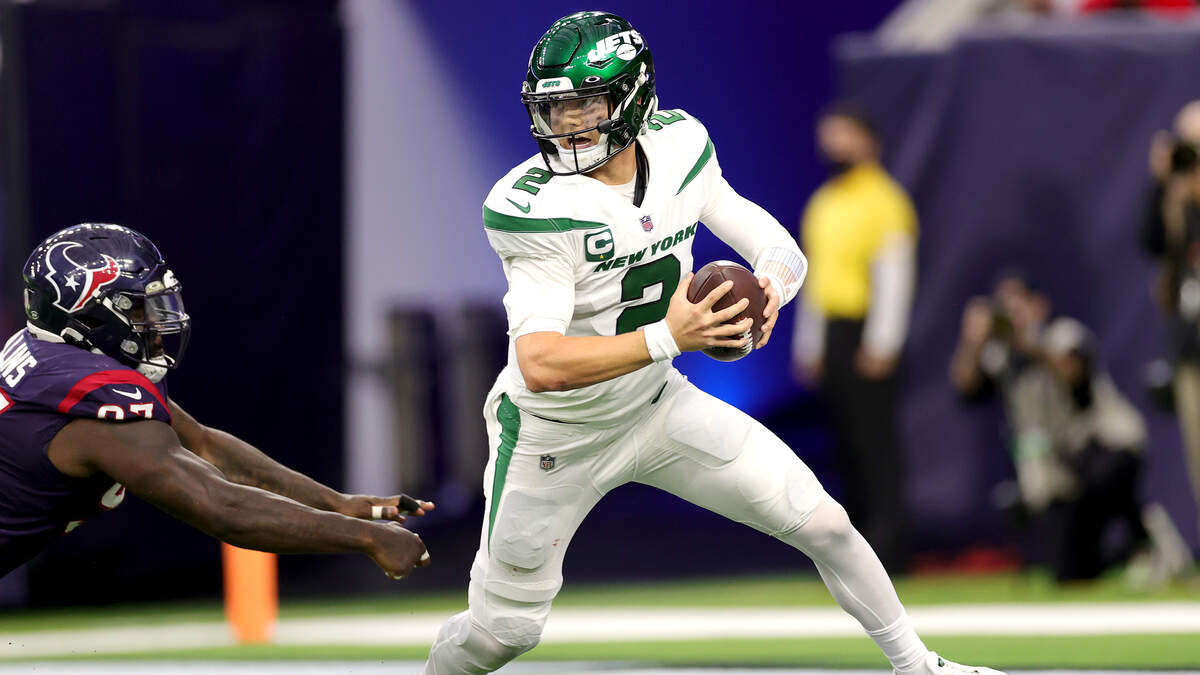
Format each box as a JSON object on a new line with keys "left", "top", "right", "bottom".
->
{"left": 1141, "top": 100, "right": 1200, "bottom": 535}
{"left": 950, "top": 274, "right": 1190, "bottom": 583}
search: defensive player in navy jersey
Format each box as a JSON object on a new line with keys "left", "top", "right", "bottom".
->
{"left": 0, "top": 223, "right": 433, "bottom": 579}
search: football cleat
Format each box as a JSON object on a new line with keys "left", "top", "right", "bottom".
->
{"left": 904, "top": 652, "right": 1006, "bottom": 675}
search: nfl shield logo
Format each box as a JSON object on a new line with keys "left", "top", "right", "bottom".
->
{"left": 640, "top": 215, "right": 654, "bottom": 232}
{"left": 539, "top": 455, "right": 556, "bottom": 471}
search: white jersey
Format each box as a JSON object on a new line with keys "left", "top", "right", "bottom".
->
{"left": 482, "top": 108, "right": 805, "bottom": 423}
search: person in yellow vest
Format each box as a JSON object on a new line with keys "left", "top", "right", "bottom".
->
{"left": 792, "top": 103, "right": 918, "bottom": 571}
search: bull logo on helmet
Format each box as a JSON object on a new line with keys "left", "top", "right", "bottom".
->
{"left": 42, "top": 242, "right": 121, "bottom": 313}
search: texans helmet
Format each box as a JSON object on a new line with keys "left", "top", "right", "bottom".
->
{"left": 22, "top": 224, "right": 190, "bottom": 382}
{"left": 522, "top": 11, "right": 657, "bottom": 175}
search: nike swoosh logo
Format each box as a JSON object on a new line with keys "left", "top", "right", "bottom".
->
{"left": 506, "top": 198, "right": 531, "bottom": 214}
{"left": 112, "top": 387, "right": 143, "bottom": 400}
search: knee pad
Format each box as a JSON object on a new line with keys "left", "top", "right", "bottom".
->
{"left": 733, "top": 426, "right": 826, "bottom": 536}
{"left": 480, "top": 610, "right": 544, "bottom": 652}
{"left": 785, "top": 496, "right": 854, "bottom": 551}
{"left": 468, "top": 579, "right": 551, "bottom": 651}
{"left": 426, "top": 610, "right": 538, "bottom": 674}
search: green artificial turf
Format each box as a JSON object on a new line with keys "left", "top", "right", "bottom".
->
{"left": 37, "top": 634, "right": 1200, "bottom": 669}
{"left": 4, "top": 568, "right": 1194, "bottom": 635}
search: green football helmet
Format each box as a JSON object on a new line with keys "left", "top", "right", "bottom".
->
{"left": 521, "top": 11, "right": 657, "bottom": 175}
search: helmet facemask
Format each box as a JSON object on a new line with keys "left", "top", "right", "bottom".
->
{"left": 523, "top": 64, "right": 656, "bottom": 176}
{"left": 114, "top": 276, "right": 190, "bottom": 383}
{"left": 527, "top": 90, "right": 612, "bottom": 174}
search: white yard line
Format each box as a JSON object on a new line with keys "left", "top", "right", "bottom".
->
{"left": 1, "top": 603, "right": 1198, "bottom": 660}
{"left": 0, "top": 666, "right": 1194, "bottom": 675}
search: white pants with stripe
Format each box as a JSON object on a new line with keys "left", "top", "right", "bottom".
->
{"left": 423, "top": 368, "right": 918, "bottom": 675}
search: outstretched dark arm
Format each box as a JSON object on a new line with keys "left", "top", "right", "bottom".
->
{"left": 167, "top": 400, "right": 432, "bottom": 522}
{"left": 48, "top": 418, "right": 429, "bottom": 577}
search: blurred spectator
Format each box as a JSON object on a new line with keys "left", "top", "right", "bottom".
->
{"left": 950, "top": 274, "right": 1191, "bottom": 583}
{"left": 792, "top": 103, "right": 917, "bottom": 572}
{"left": 1140, "top": 99, "right": 1200, "bottom": 540}
{"left": 879, "top": 0, "right": 1195, "bottom": 50}
{"left": 1016, "top": 0, "right": 1084, "bottom": 15}
{"left": 1076, "top": 0, "right": 1197, "bottom": 16}
{"left": 1023, "top": 0, "right": 1195, "bottom": 15}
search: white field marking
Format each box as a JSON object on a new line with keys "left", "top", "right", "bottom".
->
{"left": 0, "top": 621, "right": 235, "bottom": 659}
{"left": 1, "top": 603, "right": 1199, "bottom": 660}
{"left": 0, "top": 664, "right": 620, "bottom": 675}
{"left": 0, "top": 666, "right": 1195, "bottom": 675}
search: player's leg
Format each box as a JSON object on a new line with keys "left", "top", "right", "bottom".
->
{"left": 821, "top": 320, "right": 868, "bottom": 523}
{"left": 824, "top": 321, "right": 908, "bottom": 570}
{"left": 423, "top": 392, "right": 613, "bottom": 675}
{"left": 635, "top": 377, "right": 1001, "bottom": 675}
{"left": 849, "top": 369, "right": 910, "bottom": 571}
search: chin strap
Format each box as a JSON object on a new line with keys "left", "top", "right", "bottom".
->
{"left": 633, "top": 142, "right": 649, "bottom": 207}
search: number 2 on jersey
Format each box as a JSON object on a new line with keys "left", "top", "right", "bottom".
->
{"left": 615, "top": 255, "right": 681, "bottom": 334}
{"left": 645, "top": 109, "right": 686, "bottom": 131}
{"left": 512, "top": 167, "right": 552, "bottom": 195}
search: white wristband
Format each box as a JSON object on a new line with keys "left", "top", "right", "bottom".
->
{"left": 643, "top": 319, "right": 681, "bottom": 362}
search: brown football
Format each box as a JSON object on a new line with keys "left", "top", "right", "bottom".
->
{"left": 686, "top": 260, "right": 766, "bottom": 362}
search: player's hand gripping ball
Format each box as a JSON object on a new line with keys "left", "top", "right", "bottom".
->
{"left": 687, "top": 261, "right": 766, "bottom": 362}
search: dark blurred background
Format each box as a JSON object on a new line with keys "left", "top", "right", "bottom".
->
{"left": 0, "top": 0, "right": 346, "bottom": 605}
{"left": 2, "top": 0, "right": 1198, "bottom": 608}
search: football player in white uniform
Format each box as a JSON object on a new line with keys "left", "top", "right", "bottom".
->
{"left": 423, "top": 11, "right": 1004, "bottom": 675}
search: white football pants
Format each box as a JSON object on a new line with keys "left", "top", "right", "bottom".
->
{"left": 423, "top": 368, "right": 925, "bottom": 675}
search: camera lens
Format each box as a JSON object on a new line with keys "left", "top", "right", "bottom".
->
{"left": 1170, "top": 141, "right": 1198, "bottom": 173}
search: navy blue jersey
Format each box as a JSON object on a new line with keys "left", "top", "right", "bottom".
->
{"left": 0, "top": 329, "right": 171, "bottom": 576}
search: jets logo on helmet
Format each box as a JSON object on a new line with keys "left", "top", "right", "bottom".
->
{"left": 586, "top": 30, "right": 643, "bottom": 64}
{"left": 42, "top": 242, "right": 121, "bottom": 313}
